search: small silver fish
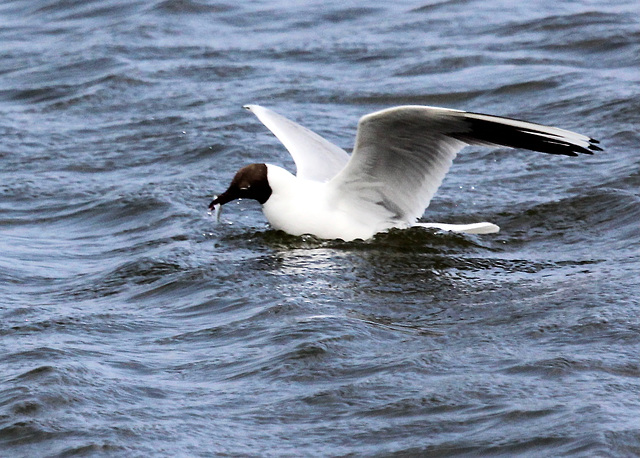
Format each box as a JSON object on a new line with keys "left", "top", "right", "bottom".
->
{"left": 209, "top": 195, "right": 222, "bottom": 222}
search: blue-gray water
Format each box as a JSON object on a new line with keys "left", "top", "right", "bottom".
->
{"left": 1, "top": 1, "right": 639, "bottom": 456}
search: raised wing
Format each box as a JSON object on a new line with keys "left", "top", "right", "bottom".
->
{"left": 328, "top": 105, "right": 601, "bottom": 226}
{"left": 244, "top": 105, "right": 350, "bottom": 182}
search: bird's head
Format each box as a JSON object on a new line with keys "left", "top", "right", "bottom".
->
{"left": 208, "top": 163, "right": 272, "bottom": 210}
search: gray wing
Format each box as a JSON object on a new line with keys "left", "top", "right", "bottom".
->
{"left": 244, "top": 105, "right": 350, "bottom": 182}
{"left": 327, "top": 105, "right": 601, "bottom": 225}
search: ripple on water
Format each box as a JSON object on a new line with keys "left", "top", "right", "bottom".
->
{"left": 1, "top": 0, "right": 638, "bottom": 456}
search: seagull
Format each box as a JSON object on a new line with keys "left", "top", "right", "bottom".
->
{"left": 209, "top": 105, "right": 600, "bottom": 241}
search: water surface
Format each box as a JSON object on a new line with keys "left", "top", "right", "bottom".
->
{"left": 1, "top": 0, "right": 639, "bottom": 456}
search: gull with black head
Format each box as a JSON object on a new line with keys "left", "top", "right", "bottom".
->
{"left": 209, "top": 105, "right": 601, "bottom": 241}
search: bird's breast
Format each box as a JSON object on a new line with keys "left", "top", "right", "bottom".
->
{"left": 261, "top": 183, "right": 375, "bottom": 241}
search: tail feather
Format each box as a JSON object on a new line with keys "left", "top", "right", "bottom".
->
{"left": 414, "top": 222, "right": 500, "bottom": 234}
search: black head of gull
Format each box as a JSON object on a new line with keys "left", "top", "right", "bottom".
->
{"left": 208, "top": 163, "right": 272, "bottom": 209}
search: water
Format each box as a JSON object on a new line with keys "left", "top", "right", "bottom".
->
{"left": 1, "top": 0, "right": 639, "bottom": 456}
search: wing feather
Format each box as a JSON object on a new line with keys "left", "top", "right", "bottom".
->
{"left": 328, "top": 105, "right": 600, "bottom": 226}
{"left": 244, "top": 105, "right": 350, "bottom": 182}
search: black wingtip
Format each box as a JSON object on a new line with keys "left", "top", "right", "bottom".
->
{"left": 459, "top": 116, "right": 603, "bottom": 157}
{"left": 588, "top": 142, "right": 603, "bottom": 152}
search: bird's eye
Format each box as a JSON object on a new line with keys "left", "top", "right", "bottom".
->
{"left": 240, "top": 185, "right": 250, "bottom": 191}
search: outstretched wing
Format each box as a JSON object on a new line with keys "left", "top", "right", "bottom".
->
{"left": 328, "top": 105, "right": 600, "bottom": 225}
{"left": 244, "top": 105, "right": 350, "bottom": 182}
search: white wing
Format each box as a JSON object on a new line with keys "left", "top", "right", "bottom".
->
{"left": 328, "top": 105, "right": 600, "bottom": 226}
{"left": 244, "top": 105, "right": 350, "bottom": 182}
